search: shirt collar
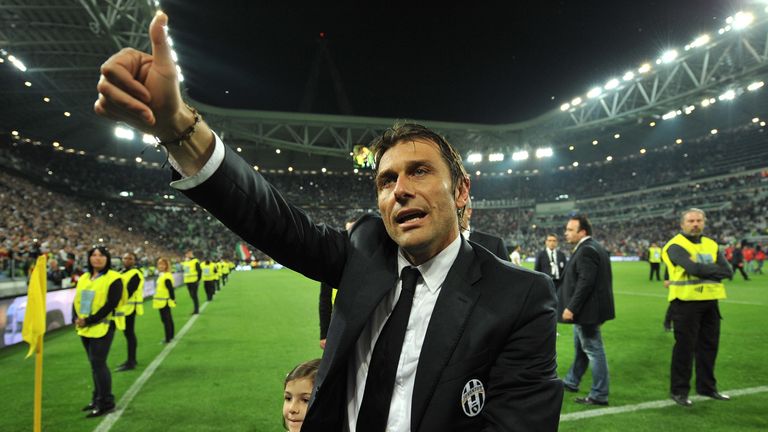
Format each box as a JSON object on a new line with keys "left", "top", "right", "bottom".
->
{"left": 397, "top": 234, "right": 462, "bottom": 294}
{"left": 574, "top": 235, "right": 591, "bottom": 251}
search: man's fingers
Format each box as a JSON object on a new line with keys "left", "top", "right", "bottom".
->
{"left": 100, "top": 49, "right": 152, "bottom": 104}
{"left": 149, "top": 11, "right": 174, "bottom": 69}
{"left": 96, "top": 77, "right": 154, "bottom": 124}
{"left": 95, "top": 93, "right": 155, "bottom": 129}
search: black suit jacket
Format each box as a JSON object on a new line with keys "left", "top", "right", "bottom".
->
{"left": 467, "top": 230, "right": 510, "bottom": 261}
{"left": 180, "top": 146, "right": 563, "bottom": 431}
{"left": 534, "top": 249, "right": 567, "bottom": 283}
{"left": 558, "top": 237, "right": 615, "bottom": 325}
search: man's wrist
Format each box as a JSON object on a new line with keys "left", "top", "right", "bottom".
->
{"left": 155, "top": 106, "right": 196, "bottom": 142}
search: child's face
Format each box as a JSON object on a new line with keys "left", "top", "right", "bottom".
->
{"left": 283, "top": 377, "right": 313, "bottom": 431}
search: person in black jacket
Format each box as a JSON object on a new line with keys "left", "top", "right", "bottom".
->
{"left": 460, "top": 197, "right": 509, "bottom": 262}
{"left": 94, "top": 15, "right": 563, "bottom": 430}
{"left": 534, "top": 234, "right": 567, "bottom": 289}
{"left": 560, "top": 215, "right": 615, "bottom": 406}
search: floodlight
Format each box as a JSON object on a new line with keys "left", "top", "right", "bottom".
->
{"left": 571, "top": 97, "right": 583, "bottom": 106}
{"left": 732, "top": 11, "right": 754, "bottom": 30}
{"left": 640, "top": 148, "right": 647, "bottom": 154}
{"left": 604, "top": 79, "right": 620, "bottom": 90}
{"left": 170, "top": 50, "right": 178, "bottom": 62}
{"left": 587, "top": 87, "right": 602, "bottom": 98}
{"left": 467, "top": 153, "right": 483, "bottom": 163}
{"left": 675, "top": 138, "right": 683, "bottom": 144}
{"left": 638, "top": 63, "right": 651, "bottom": 74}
{"left": 24, "top": 81, "right": 31, "bottom": 87}
{"left": 701, "top": 98, "right": 712, "bottom": 107}
{"left": 613, "top": 133, "right": 620, "bottom": 139}
{"left": 512, "top": 150, "right": 529, "bottom": 161}
{"left": 507, "top": 169, "right": 512, "bottom": 174}
{"left": 718, "top": 89, "right": 736, "bottom": 101}
{"left": 572, "top": 161, "right": 579, "bottom": 167}
{"left": 488, "top": 153, "right": 504, "bottom": 162}
{"left": 560, "top": 103, "right": 571, "bottom": 111}
{"left": 690, "top": 34, "right": 710, "bottom": 48}
{"left": 649, "top": 121, "right": 656, "bottom": 127}
{"left": 535, "top": 148, "right": 553, "bottom": 158}
{"left": 135, "top": 157, "right": 143, "bottom": 163}
{"left": 710, "top": 129, "right": 718, "bottom": 135}
{"left": 661, "top": 49, "right": 678, "bottom": 64}
{"left": 276, "top": 149, "right": 281, "bottom": 154}
{"left": 592, "top": 140, "right": 598, "bottom": 145}
{"left": 752, "top": 117, "right": 760, "bottom": 123}
{"left": 114, "top": 125, "right": 135, "bottom": 140}
{"left": 568, "top": 145, "right": 575, "bottom": 151}
{"left": 606, "top": 156, "right": 613, "bottom": 161}
{"left": 662, "top": 111, "right": 678, "bottom": 120}
{"left": 622, "top": 71, "right": 635, "bottom": 81}
{"left": 747, "top": 81, "right": 764, "bottom": 91}
{"left": 7, "top": 54, "right": 27, "bottom": 72}
{"left": 475, "top": 170, "right": 481, "bottom": 176}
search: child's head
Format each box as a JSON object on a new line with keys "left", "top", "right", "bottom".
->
{"left": 283, "top": 359, "right": 320, "bottom": 432}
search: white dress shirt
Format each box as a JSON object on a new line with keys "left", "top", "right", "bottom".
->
{"left": 347, "top": 235, "right": 461, "bottom": 432}
{"left": 547, "top": 247, "right": 559, "bottom": 279}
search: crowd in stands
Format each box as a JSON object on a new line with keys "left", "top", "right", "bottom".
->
{"left": 2, "top": 121, "right": 766, "bottom": 282}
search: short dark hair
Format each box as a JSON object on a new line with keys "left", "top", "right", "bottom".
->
{"left": 369, "top": 122, "right": 469, "bottom": 227}
{"left": 546, "top": 233, "right": 558, "bottom": 240}
{"left": 86, "top": 245, "right": 112, "bottom": 275}
{"left": 569, "top": 214, "right": 593, "bottom": 236}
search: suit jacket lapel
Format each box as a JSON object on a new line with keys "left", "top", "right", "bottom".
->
{"left": 411, "top": 238, "right": 481, "bottom": 431}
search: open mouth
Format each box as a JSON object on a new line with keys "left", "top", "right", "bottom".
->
{"left": 396, "top": 209, "right": 427, "bottom": 224}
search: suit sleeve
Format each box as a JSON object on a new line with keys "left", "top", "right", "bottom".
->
{"left": 318, "top": 282, "right": 333, "bottom": 339}
{"left": 176, "top": 147, "right": 348, "bottom": 287}
{"left": 566, "top": 246, "right": 600, "bottom": 315}
{"left": 483, "top": 275, "right": 563, "bottom": 431}
{"left": 496, "top": 239, "right": 510, "bottom": 262}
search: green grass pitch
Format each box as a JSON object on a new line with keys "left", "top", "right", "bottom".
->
{"left": 1, "top": 262, "right": 765, "bottom": 431}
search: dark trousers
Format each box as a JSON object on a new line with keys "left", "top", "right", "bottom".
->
{"left": 159, "top": 307, "right": 174, "bottom": 342}
{"left": 732, "top": 265, "right": 749, "bottom": 280}
{"left": 122, "top": 312, "right": 138, "bottom": 365}
{"left": 670, "top": 299, "right": 721, "bottom": 396}
{"left": 204, "top": 281, "right": 215, "bottom": 301}
{"left": 649, "top": 263, "right": 661, "bottom": 281}
{"left": 215, "top": 279, "right": 221, "bottom": 291}
{"left": 187, "top": 281, "right": 200, "bottom": 313}
{"left": 81, "top": 322, "right": 116, "bottom": 409}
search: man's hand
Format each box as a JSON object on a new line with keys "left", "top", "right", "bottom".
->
{"left": 562, "top": 308, "right": 574, "bottom": 321}
{"left": 94, "top": 11, "right": 188, "bottom": 140}
{"left": 75, "top": 317, "right": 87, "bottom": 328}
{"left": 319, "top": 339, "right": 326, "bottom": 350}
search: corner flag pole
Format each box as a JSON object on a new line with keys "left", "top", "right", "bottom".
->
{"left": 33, "top": 335, "right": 43, "bottom": 432}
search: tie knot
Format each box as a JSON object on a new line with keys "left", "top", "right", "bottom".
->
{"left": 400, "top": 267, "right": 421, "bottom": 295}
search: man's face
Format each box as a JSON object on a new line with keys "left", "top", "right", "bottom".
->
{"left": 564, "top": 220, "right": 585, "bottom": 245}
{"left": 123, "top": 254, "right": 135, "bottom": 268}
{"left": 375, "top": 139, "right": 468, "bottom": 264}
{"left": 546, "top": 236, "right": 558, "bottom": 250}
{"left": 681, "top": 211, "right": 705, "bottom": 236}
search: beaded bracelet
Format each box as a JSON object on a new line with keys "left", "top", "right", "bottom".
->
{"left": 155, "top": 104, "right": 201, "bottom": 147}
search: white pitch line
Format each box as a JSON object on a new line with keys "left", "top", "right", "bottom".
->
{"left": 615, "top": 290, "right": 765, "bottom": 306}
{"left": 93, "top": 302, "right": 209, "bottom": 432}
{"left": 561, "top": 385, "right": 768, "bottom": 421}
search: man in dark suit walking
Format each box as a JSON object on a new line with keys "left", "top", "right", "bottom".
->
{"left": 534, "top": 234, "right": 566, "bottom": 289}
{"left": 460, "top": 197, "right": 509, "bottom": 261}
{"left": 560, "top": 215, "right": 615, "bottom": 406}
{"left": 94, "top": 15, "right": 563, "bottom": 429}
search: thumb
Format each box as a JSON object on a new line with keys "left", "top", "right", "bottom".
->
{"left": 149, "top": 11, "right": 174, "bottom": 68}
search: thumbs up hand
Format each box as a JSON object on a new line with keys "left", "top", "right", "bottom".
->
{"left": 95, "top": 11, "right": 190, "bottom": 141}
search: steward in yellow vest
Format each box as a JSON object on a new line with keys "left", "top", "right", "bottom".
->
{"left": 73, "top": 246, "right": 124, "bottom": 417}
{"left": 154, "top": 258, "right": 176, "bottom": 343}
{"left": 648, "top": 243, "right": 662, "bottom": 281}
{"left": 116, "top": 252, "right": 145, "bottom": 371}
{"left": 201, "top": 260, "right": 217, "bottom": 301}
{"left": 182, "top": 250, "right": 202, "bottom": 314}
{"left": 660, "top": 208, "right": 733, "bottom": 407}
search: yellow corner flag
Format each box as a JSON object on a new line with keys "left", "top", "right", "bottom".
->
{"left": 22, "top": 254, "right": 47, "bottom": 358}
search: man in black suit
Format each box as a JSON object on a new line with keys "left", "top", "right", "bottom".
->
{"left": 94, "top": 12, "right": 563, "bottom": 430}
{"left": 534, "top": 234, "right": 566, "bottom": 289}
{"left": 560, "top": 215, "right": 615, "bottom": 406}
{"left": 461, "top": 197, "right": 510, "bottom": 261}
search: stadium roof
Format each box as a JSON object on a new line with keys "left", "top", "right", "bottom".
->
{"left": 1, "top": 1, "right": 767, "bottom": 171}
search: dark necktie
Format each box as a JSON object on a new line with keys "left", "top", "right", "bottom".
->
{"left": 357, "top": 266, "right": 421, "bottom": 431}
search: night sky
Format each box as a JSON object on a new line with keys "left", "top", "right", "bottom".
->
{"left": 161, "top": 0, "right": 741, "bottom": 124}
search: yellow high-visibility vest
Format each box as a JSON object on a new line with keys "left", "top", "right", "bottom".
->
{"left": 662, "top": 234, "right": 726, "bottom": 302}
{"left": 182, "top": 258, "right": 200, "bottom": 283}
{"left": 74, "top": 270, "right": 125, "bottom": 337}
{"left": 153, "top": 272, "right": 177, "bottom": 309}
{"left": 121, "top": 268, "right": 145, "bottom": 316}
{"left": 201, "top": 262, "right": 216, "bottom": 282}
{"left": 648, "top": 246, "right": 662, "bottom": 263}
